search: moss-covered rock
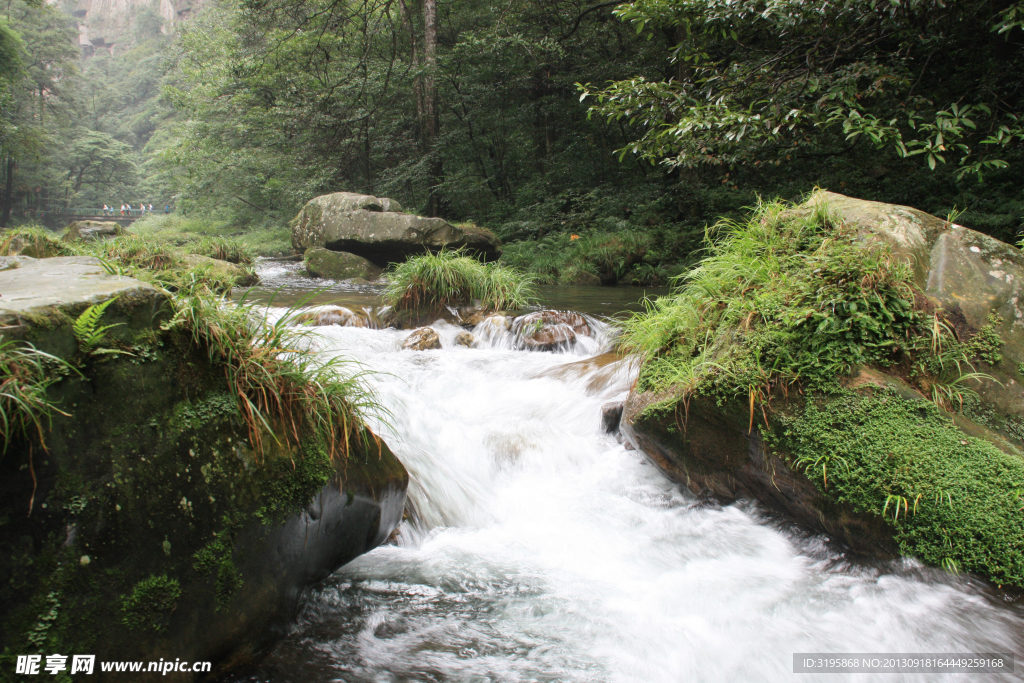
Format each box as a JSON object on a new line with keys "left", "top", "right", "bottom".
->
{"left": 0, "top": 264, "right": 407, "bottom": 680}
{"left": 179, "top": 254, "right": 259, "bottom": 287}
{"left": 304, "top": 247, "right": 382, "bottom": 280}
{"left": 622, "top": 193, "right": 1024, "bottom": 590}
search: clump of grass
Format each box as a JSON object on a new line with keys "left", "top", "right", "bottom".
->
{"left": 0, "top": 338, "right": 71, "bottom": 452}
{"left": 164, "top": 285, "right": 384, "bottom": 461}
{"left": 382, "top": 250, "right": 535, "bottom": 311}
{"left": 90, "top": 235, "right": 179, "bottom": 270}
{"left": 0, "top": 226, "right": 77, "bottom": 258}
{"left": 624, "top": 198, "right": 975, "bottom": 408}
{"left": 185, "top": 236, "right": 255, "bottom": 265}
{"left": 132, "top": 213, "right": 292, "bottom": 257}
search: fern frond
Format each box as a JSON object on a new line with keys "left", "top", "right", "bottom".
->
{"left": 73, "top": 298, "right": 124, "bottom": 352}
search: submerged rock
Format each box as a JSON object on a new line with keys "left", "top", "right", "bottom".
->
{"left": 512, "top": 310, "right": 591, "bottom": 351}
{"left": 403, "top": 327, "right": 441, "bottom": 350}
{"left": 304, "top": 247, "right": 383, "bottom": 281}
{"left": 294, "top": 305, "right": 370, "bottom": 328}
{"left": 0, "top": 262, "right": 408, "bottom": 680}
{"left": 291, "top": 191, "right": 500, "bottom": 265}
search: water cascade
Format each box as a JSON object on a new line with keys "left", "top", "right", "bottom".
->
{"left": 228, "top": 293, "right": 1024, "bottom": 682}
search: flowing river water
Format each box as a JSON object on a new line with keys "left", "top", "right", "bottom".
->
{"left": 226, "top": 261, "right": 1024, "bottom": 683}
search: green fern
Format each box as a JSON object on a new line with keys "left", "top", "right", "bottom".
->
{"left": 73, "top": 298, "right": 125, "bottom": 355}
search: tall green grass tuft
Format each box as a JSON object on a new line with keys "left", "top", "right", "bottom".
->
{"left": 382, "top": 250, "right": 535, "bottom": 311}
{"left": 164, "top": 285, "right": 384, "bottom": 462}
{"left": 624, "top": 197, "right": 965, "bottom": 405}
{"left": 0, "top": 338, "right": 72, "bottom": 452}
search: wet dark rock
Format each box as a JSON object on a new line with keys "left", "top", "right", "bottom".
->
{"left": 454, "top": 331, "right": 476, "bottom": 347}
{"left": 602, "top": 401, "right": 624, "bottom": 434}
{"left": 512, "top": 310, "right": 591, "bottom": 351}
{"left": 403, "top": 327, "right": 441, "bottom": 351}
{"left": 0, "top": 262, "right": 408, "bottom": 681}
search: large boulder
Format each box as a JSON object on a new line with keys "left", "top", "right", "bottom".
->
{"left": 291, "top": 191, "right": 501, "bottom": 265}
{"left": 0, "top": 260, "right": 408, "bottom": 680}
{"left": 800, "top": 191, "right": 1024, "bottom": 414}
{"left": 622, "top": 191, "right": 1024, "bottom": 588}
{"left": 63, "top": 220, "right": 128, "bottom": 242}
{"left": 304, "top": 247, "right": 383, "bottom": 281}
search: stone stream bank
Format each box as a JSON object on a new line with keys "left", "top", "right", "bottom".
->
{"left": 0, "top": 257, "right": 407, "bottom": 681}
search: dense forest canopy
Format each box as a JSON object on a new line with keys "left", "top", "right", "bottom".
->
{"left": 2, "top": 0, "right": 1024, "bottom": 274}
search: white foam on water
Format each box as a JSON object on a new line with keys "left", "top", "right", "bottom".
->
{"left": 233, "top": 318, "right": 1024, "bottom": 683}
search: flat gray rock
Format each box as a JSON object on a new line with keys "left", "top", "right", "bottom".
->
{"left": 0, "top": 255, "right": 164, "bottom": 319}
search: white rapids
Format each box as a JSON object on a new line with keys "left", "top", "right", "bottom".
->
{"left": 229, "top": 314, "right": 1024, "bottom": 683}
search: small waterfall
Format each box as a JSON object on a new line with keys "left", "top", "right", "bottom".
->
{"left": 225, "top": 308, "right": 1024, "bottom": 683}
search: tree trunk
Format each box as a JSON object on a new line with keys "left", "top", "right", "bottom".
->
{"left": 423, "top": 0, "right": 444, "bottom": 217}
{"left": 1, "top": 155, "right": 13, "bottom": 228}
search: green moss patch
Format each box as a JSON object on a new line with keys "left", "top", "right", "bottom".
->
{"left": 774, "top": 390, "right": 1024, "bottom": 588}
{"left": 626, "top": 198, "right": 1024, "bottom": 587}
{"left": 121, "top": 575, "right": 181, "bottom": 634}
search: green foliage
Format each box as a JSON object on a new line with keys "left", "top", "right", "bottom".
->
{"left": 89, "top": 235, "right": 177, "bottom": 270}
{"left": 192, "top": 515, "right": 244, "bottom": 609}
{"left": 775, "top": 391, "right": 1024, "bottom": 588}
{"left": 131, "top": 213, "right": 290, "bottom": 258}
{"left": 72, "top": 298, "right": 124, "bottom": 355}
{"left": 382, "top": 250, "right": 536, "bottom": 311}
{"left": 186, "top": 236, "right": 254, "bottom": 265}
{"left": 0, "top": 337, "right": 71, "bottom": 452}
{"left": 163, "top": 285, "right": 384, "bottom": 462}
{"left": 627, "top": 198, "right": 999, "bottom": 418}
{"left": 501, "top": 230, "right": 655, "bottom": 285}
{"left": 120, "top": 575, "right": 181, "bottom": 634}
{"left": 584, "top": 0, "right": 1024, "bottom": 180}
{"left": 0, "top": 227, "right": 76, "bottom": 257}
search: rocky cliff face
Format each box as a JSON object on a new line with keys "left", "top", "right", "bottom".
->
{"left": 64, "top": 0, "right": 202, "bottom": 50}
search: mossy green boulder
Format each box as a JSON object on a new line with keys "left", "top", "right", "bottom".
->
{"left": 622, "top": 192, "right": 1024, "bottom": 589}
{"left": 304, "top": 247, "right": 383, "bottom": 280}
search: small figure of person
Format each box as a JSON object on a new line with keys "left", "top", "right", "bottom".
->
{"left": 102, "top": 204, "right": 109, "bottom": 216}
{"left": 149, "top": 203, "right": 153, "bottom": 212}
{"left": 164, "top": 204, "right": 170, "bottom": 214}
{"left": 120, "top": 203, "right": 125, "bottom": 216}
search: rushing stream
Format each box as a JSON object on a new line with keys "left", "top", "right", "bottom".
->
{"left": 225, "top": 262, "right": 1024, "bottom": 683}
